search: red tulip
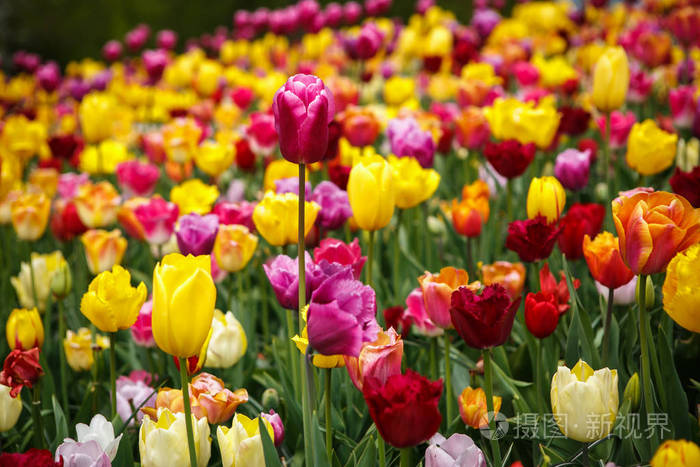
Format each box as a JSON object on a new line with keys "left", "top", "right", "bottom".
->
{"left": 0, "top": 348, "right": 44, "bottom": 397}
{"left": 557, "top": 203, "right": 605, "bottom": 260}
{"left": 0, "top": 449, "right": 61, "bottom": 467}
{"left": 363, "top": 370, "right": 443, "bottom": 448}
{"left": 505, "top": 216, "right": 561, "bottom": 263}
{"left": 670, "top": 166, "right": 700, "bottom": 208}
{"left": 484, "top": 140, "right": 535, "bottom": 179}
{"left": 524, "top": 292, "right": 560, "bottom": 338}
{"left": 539, "top": 263, "right": 579, "bottom": 315}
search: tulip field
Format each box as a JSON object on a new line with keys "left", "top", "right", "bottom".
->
{"left": 2, "top": 0, "right": 700, "bottom": 466}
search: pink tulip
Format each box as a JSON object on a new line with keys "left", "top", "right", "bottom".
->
{"left": 246, "top": 112, "right": 278, "bottom": 156}
{"left": 313, "top": 237, "right": 366, "bottom": 279}
{"left": 156, "top": 29, "right": 177, "bottom": 50}
{"left": 131, "top": 299, "right": 155, "bottom": 347}
{"left": 261, "top": 410, "right": 285, "bottom": 447}
{"left": 597, "top": 111, "right": 636, "bottom": 150}
{"left": 102, "top": 40, "right": 123, "bottom": 62}
{"left": 345, "top": 328, "right": 403, "bottom": 391}
{"left": 134, "top": 197, "right": 179, "bottom": 246}
{"left": 669, "top": 85, "right": 696, "bottom": 129}
{"left": 115, "top": 160, "right": 160, "bottom": 198}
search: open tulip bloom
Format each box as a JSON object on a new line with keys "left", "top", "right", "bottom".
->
{"left": 3, "top": 3, "right": 700, "bottom": 467}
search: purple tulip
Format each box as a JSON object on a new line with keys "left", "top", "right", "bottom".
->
{"left": 261, "top": 410, "right": 285, "bottom": 447}
{"left": 125, "top": 24, "right": 150, "bottom": 52}
{"left": 387, "top": 118, "right": 436, "bottom": 168}
{"left": 307, "top": 267, "right": 380, "bottom": 357}
{"left": 135, "top": 198, "right": 179, "bottom": 246}
{"left": 116, "top": 373, "right": 156, "bottom": 424}
{"left": 263, "top": 253, "right": 326, "bottom": 310}
{"left": 554, "top": 148, "right": 591, "bottom": 191}
{"left": 156, "top": 29, "right": 177, "bottom": 50}
{"left": 102, "top": 40, "right": 123, "bottom": 62}
{"left": 175, "top": 213, "right": 219, "bottom": 256}
{"left": 275, "top": 177, "right": 312, "bottom": 199}
{"left": 471, "top": 9, "right": 502, "bottom": 38}
{"left": 425, "top": 433, "right": 486, "bottom": 467}
{"left": 67, "top": 78, "right": 90, "bottom": 101}
{"left": 365, "top": 0, "right": 392, "bottom": 16}
{"left": 272, "top": 74, "right": 335, "bottom": 164}
{"left": 90, "top": 70, "right": 113, "bottom": 91}
{"left": 36, "top": 62, "right": 61, "bottom": 92}
{"left": 311, "top": 181, "right": 352, "bottom": 230}
{"left": 55, "top": 440, "right": 111, "bottom": 467}
{"left": 416, "top": 0, "right": 435, "bottom": 14}
{"left": 142, "top": 49, "right": 168, "bottom": 81}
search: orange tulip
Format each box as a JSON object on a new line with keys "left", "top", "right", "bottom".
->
{"left": 451, "top": 180, "right": 490, "bottom": 237}
{"left": 117, "top": 197, "right": 149, "bottom": 241}
{"left": 81, "top": 229, "right": 128, "bottom": 275}
{"left": 480, "top": 261, "right": 526, "bottom": 301}
{"left": 73, "top": 181, "right": 121, "bottom": 228}
{"left": 612, "top": 190, "right": 700, "bottom": 275}
{"left": 458, "top": 386, "right": 502, "bottom": 429}
{"left": 10, "top": 191, "right": 51, "bottom": 241}
{"left": 28, "top": 168, "right": 59, "bottom": 198}
{"left": 419, "top": 267, "right": 476, "bottom": 329}
{"left": 583, "top": 232, "right": 635, "bottom": 290}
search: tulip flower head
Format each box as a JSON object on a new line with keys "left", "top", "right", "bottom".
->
{"left": 650, "top": 439, "right": 700, "bottom": 467}
{"left": 217, "top": 413, "right": 273, "bottom": 467}
{"left": 0, "top": 347, "right": 44, "bottom": 397}
{"left": 458, "top": 386, "right": 502, "bottom": 429}
{"left": 253, "top": 192, "right": 320, "bottom": 246}
{"left": 139, "top": 408, "right": 211, "bottom": 467}
{"left": 5, "top": 308, "right": 44, "bottom": 351}
{"left": 592, "top": 46, "right": 629, "bottom": 112}
{"left": 347, "top": 154, "right": 395, "bottom": 231}
{"left": 0, "top": 383, "right": 22, "bottom": 433}
{"left": 663, "top": 243, "right": 700, "bottom": 333}
{"left": 344, "top": 327, "right": 404, "bottom": 391}
{"left": 527, "top": 176, "right": 566, "bottom": 223}
{"left": 205, "top": 310, "right": 247, "bottom": 368}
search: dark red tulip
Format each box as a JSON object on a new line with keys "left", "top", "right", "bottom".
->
{"left": 557, "top": 203, "right": 605, "bottom": 260}
{"left": 0, "top": 347, "right": 44, "bottom": 397}
{"left": 0, "top": 449, "right": 62, "bottom": 467}
{"left": 669, "top": 166, "right": 700, "bottom": 207}
{"left": 484, "top": 140, "right": 536, "bottom": 179}
{"left": 505, "top": 216, "right": 561, "bottom": 263}
{"left": 557, "top": 106, "right": 591, "bottom": 137}
{"left": 524, "top": 292, "right": 559, "bottom": 338}
{"left": 539, "top": 263, "right": 580, "bottom": 315}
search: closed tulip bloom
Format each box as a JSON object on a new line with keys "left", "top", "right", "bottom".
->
{"left": 0, "top": 383, "right": 22, "bottom": 432}
{"left": 134, "top": 197, "right": 179, "bottom": 246}
{"left": 272, "top": 74, "right": 335, "bottom": 164}
{"left": 388, "top": 155, "right": 440, "bottom": 209}
{"left": 170, "top": 179, "right": 220, "bottom": 216}
{"left": 253, "top": 192, "right": 320, "bottom": 246}
{"left": 554, "top": 148, "right": 591, "bottom": 191}
{"left": 10, "top": 191, "right": 50, "bottom": 240}
{"left": 458, "top": 386, "right": 502, "bottom": 429}
{"left": 347, "top": 154, "right": 395, "bottom": 231}
{"left": 626, "top": 120, "right": 678, "bottom": 176}
{"left": 139, "top": 408, "right": 211, "bottom": 467}
{"left": 480, "top": 261, "right": 526, "bottom": 301}
{"left": 115, "top": 160, "right": 160, "bottom": 198}
{"left": 11, "top": 251, "right": 67, "bottom": 312}
{"left": 217, "top": 413, "right": 274, "bottom": 467}
{"left": 612, "top": 190, "right": 700, "bottom": 275}
{"left": 425, "top": 432, "right": 486, "bottom": 467}
{"left": 152, "top": 253, "right": 216, "bottom": 358}
{"left": 345, "top": 328, "right": 403, "bottom": 391}
{"left": 81, "top": 229, "right": 128, "bottom": 275}
{"left": 524, "top": 292, "right": 560, "bottom": 338}
{"left": 651, "top": 440, "right": 700, "bottom": 467}
{"left": 73, "top": 181, "right": 121, "bottom": 228}
{"left": 527, "top": 176, "right": 566, "bottom": 223}
{"left": 663, "top": 244, "right": 700, "bottom": 333}
{"left": 557, "top": 203, "right": 605, "bottom": 260}
{"left": 79, "top": 92, "right": 118, "bottom": 143}
{"left": 484, "top": 140, "right": 536, "bottom": 179}
{"left": 64, "top": 328, "right": 99, "bottom": 372}
{"left": 341, "top": 106, "right": 381, "bottom": 147}
{"left": 583, "top": 232, "right": 635, "bottom": 290}
{"left": 176, "top": 213, "right": 220, "bottom": 256}
{"left": 80, "top": 265, "right": 147, "bottom": 333}
{"left": 592, "top": 47, "right": 629, "bottom": 112}
{"left": 551, "top": 360, "right": 619, "bottom": 443}
{"left": 206, "top": 310, "right": 247, "bottom": 368}
{"left": 5, "top": 308, "right": 44, "bottom": 350}
{"left": 213, "top": 225, "right": 257, "bottom": 273}
{"left": 194, "top": 141, "right": 235, "bottom": 177}
{"left": 419, "top": 267, "right": 473, "bottom": 329}
{"left": 363, "top": 370, "right": 443, "bottom": 448}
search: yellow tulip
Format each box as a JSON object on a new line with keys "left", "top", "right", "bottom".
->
{"left": 5, "top": 308, "right": 44, "bottom": 350}
{"left": 651, "top": 439, "right": 700, "bottom": 467}
{"left": 152, "top": 253, "right": 216, "bottom": 358}
{"left": 384, "top": 76, "right": 415, "bottom": 107}
{"left": 0, "top": 384, "right": 22, "bottom": 432}
{"left": 139, "top": 408, "right": 211, "bottom": 467}
{"left": 292, "top": 306, "right": 345, "bottom": 368}
{"left": 532, "top": 54, "right": 578, "bottom": 89}
{"left": 73, "top": 181, "right": 122, "bottom": 228}
{"left": 0, "top": 114, "right": 49, "bottom": 162}
{"left": 388, "top": 155, "right": 440, "bottom": 209}
{"left": 79, "top": 92, "right": 118, "bottom": 143}
{"left": 663, "top": 243, "right": 700, "bottom": 333}
{"left": 217, "top": 413, "right": 273, "bottom": 467}
{"left": 27, "top": 168, "right": 59, "bottom": 198}
{"left": 484, "top": 97, "right": 561, "bottom": 149}
{"left": 194, "top": 141, "right": 235, "bottom": 177}
{"left": 162, "top": 118, "right": 202, "bottom": 164}
{"left": 252, "top": 192, "right": 320, "bottom": 246}
{"left": 205, "top": 310, "right": 247, "bottom": 369}
{"left": 551, "top": 360, "right": 619, "bottom": 443}
{"left": 592, "top": 46, "right": 629, "bottom": 113}
{"left": 79, "top": 140, "right": 133, "bottom": 175}
{"left": 263, "top": 159, "right": 307, "bottom": 192}
{"left": 626, "top": 120, "right": 678, "bottom": 176}
{"left": 424, "top": 25, "right": 452, "bottom": 57}
{"left": 195, "top": 60, "right": 223, "bottom": 97}
{"left": 64, "top": 327, "right": 109, "bottom": 372}
{"left": 81, "top": 229, "right": 128, "bottom": 275}
{"left": 11, "top": 251, "right": 66, "bottom": 312}
{"left": 526, "top": 176, "right": 566, "bottom": 223}
{"left": 347, "top": 154, "right": 395, "bottom": 231}
{"left": 213, "top": 224, "right": 258, "bottom": 272}
{"left": 10, "top": 191, "right": 50, "bottom": 241}
{"left": 80, "top": 265, "right": 147, "bottom": 333}
{"left": 170, "top": 179, "right": 220, "bottom": 215}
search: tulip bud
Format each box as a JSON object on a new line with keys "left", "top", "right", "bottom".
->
{"left": 594, "top": 182, "right": 609, "bottom": 203}
{"left": 51, "top": 261, "right": 73, "bottom": 299}
{"left": 261, "top": 388, "right": 280, "bottom": 411}
{"left": 0, "top": 384, "right": 22, "bottom": 432}
{"left": 623, "top": 373, "right": 640, "bottom": 412}
{"left": 636, "top": 276, "right": 655, "bottom": 306}
{"left": 5, "top": 308, "right": 44, "bottom": 351}
{"left": 427, "top": 215, "right": 446, "bottom": 237}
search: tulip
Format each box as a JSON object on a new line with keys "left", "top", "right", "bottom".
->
{"left": 252, "top": 192, "right": 319, "bottom": 246}
{"left": 388, "top": 155, "right": 440, "bottom": 209}
{"left": 341, "top": 106, "right": 381, "bottom": 147}
{"left": 152, "top": 253, "right": 216, "bottom": 358}
{"left": 162, "top": 118, "right": 202, "bottom": 164}
{"left": 484, "top": 97, "right": 561, "bottom": 149}
{"left": 419, "top": 267, "right": 473, "bottom": 329}
{"left": 425, "top": 432, "right": 486, "bottom": 467}
{"left": 55, "top": 440, "right": 111, "bottom": 467}
{"left": 554, "top": 148, "right": 590, "bottom": 191}
{"left": 205, "top": 310, "right": 247, "bottom": 368}
{"left": 73, "top": 181, "right": 121, "bottom": 228}
{"left": 550, "top": 360, "right": 619, "bottom": 442}
{"left": 506, "top": 216, "right": 561, "bottom": 263}
{"left": 669, "top": 86, "right": 696, "bottom": 129}
{"left": 213, "top": 225, "right": 258, "bottom": 272}
{"left": 79, "top": 92, "right": 118, "bottom": 143}
{"left": 64, "top": 328, "right": 104, "bottom": 372}
{"left": 139, "top": 408, "right": 211, "bottom": 467}
{"left": 623, "top": 373, "right": 641, "bottom": 412}
{"left": 558, "top": 106, "right": 591, "bottom": 137}
{"left": 557, "top": 203, "right": 605, "bottom": 260}
{"left": 454, "top": 107, "right": 490, "bottom": 150}
{"left": 612, "top": 190, "right": 700, "bottom": 275}
{"left": 592, "top": 46, "right": 629, "bottom": 112}
{"left": 347, "top": 154, "right": 396, "bottom": 231}
{"left": 387, "top": 118, "right": 437, "bottom": 168}
{"left": 81, "top": 229, "right": 128, "bottom": 275}
{"left": 194, "top": 141, "right": 235, "bottom": 177}
{"left": 217, "top": 413, "right": 274, "bottom": 467}
{"left": 116, "top": 372, "right": 156, "bottom": 425}
{"left": 272, "top": 74, "right": 335, "bottom": 164}
{"left": 650, "top": 439, "right": 700, "bottom": 467}
{"left": 0, "top": 383, "right": 22, "bottom": 432}
{"left": 483, "top": 140, "right": 536, "bottom": 179}
{"left": 10, "top": 191, "right": 50, "bottom": 241}
{"left": 313, "top": 237, "right": 366, "bottom": 279}
{"left": 524, "top": 292, "right": 559, "bottom": 338}
{"left": 27, "top": 168, "right": 59, "bottom": 198}
{"left": 176, "top": 213, "right": 220, "bottom": 256}
{"left": 130, "top": 300, "right": 155, "bottom": 348}
{"left": 65, "top": 414, "right": 121, "bottom": 461}
{"left": 311, "top": 181, "right": 353, "bottom": 230}
{"left": 293, "top": 306, "right": 346, "bottom": 368}
{"left": 451, "top": 181, "right": 490, "bottom": 238}
{"left": 263, "top": 159, "right": 308, "bottom": 192}
{"left": 670, "top": 167, "right": 700, "bottom": 208}
{"left": 0, "top": 449, "right": 59, "bottom": 466}
{"left": 527, "top": 176, "right": 566, "bottom": 223}
{"left": 11, "top": 251, "right": 66, "bottom": 312}
{"left": 134, "top": 197, "right": 179, "bottom": 246}
{"left": 116, "top": 160, "right": 160, "bottom": 198}
{"left": 307, "top": 267, "right": 380, "bottom": 357}
{"left": 595, "top": 277, "right": 638, "bottom": 306}
{"left": 363, "top": 370, "right": 443, "bottom": 448}
{"left": 245, "top": 112, "right": 277, "bottom": 156}
{"left": 627, "top": 119, "right": 679, "bottom": 176}
{"left": 0, "top": 347, "right": 44, "bottom": 397}
{"left": 583, "top": 232, "right": 635, "bottom": 290}
{"left": 450, "top": 284, "right": 520, "bottom": 349}
{"left": 261, "top": 410, "right": 285, "bottom": 447}
{"left": 170, "top": 179, "right": 220, "bottom": 216}
{"left": 212, "top": 201, "right": 257, "bottom": 231}
{"left": 117, "top": 197, "right": 149, "bottom": 241}
{"left": 663, "top": 243, "right": 700, "bottom": 333}
{"left": 344, "top": 328, "right": 403, "bottom": 391}
{"left": 5, "top": 308, "right": 44, "bottom": 351}
{"left": 480, "top": 261, "right": 526, "bottom": 301}
{"left": 457, "top": 386, "right": 502, "bottom": 429}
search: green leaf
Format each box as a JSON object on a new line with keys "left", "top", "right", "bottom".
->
{"left": 259, "top": 417, "right": 283, "bottom": 467}
{"left": 311, "top": 410, "right": 331, "bottom": 467}
{"left": 657, "top": 326, "right": 691, "bottom": 439}
{"left": 50, "top": 395, "right": 69, "bottom": 451}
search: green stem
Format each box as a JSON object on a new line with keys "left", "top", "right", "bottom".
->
{"left": 393, "top": 211, "right": 402, "bottom": 302}
{"left": 377, "top": 435, "right": 386, "bottom": 467}
{"left": 285, "top": 309, "right": 299, "bottom": 396}
{"left": 506, "top": 179, "right": 513, "bottom": 221}
{"left": 637, "top": 274, "right": 659, "bottom": 448}
{"left": 535, "top": 339, "right": 543, "bottom": 421}
{"left": 298, "top": 163, "right": 312, "bottom": 467}
{"left": 325, "top": 369, "right": 333, "bottom": 463}
{"left": 444, "top": 333, "right": 453, "bottom": 430}
{"left": 582, "top": 443, "right": 590, "bottom": 467}
{"left": 483, "top": 348, "right": 502, "bottom": 467}
{"left": 179, "top": 358, "right": 198, "bottom": 467}
{"left": 465, "top": 237, "right": 474, "bottom": 279}
{"left": 400, "top": 447, "right": 411, "bottom": 467}
{"left": 31, "top": 383, "right": 45, "bottom": 449}
{"left": 367, "top": 230, "right": 375, "bottom": 289}
{"left": 58, "top": 300, "right": 69, "bottom": 413}
{"left": 430, "top": 338, "right": 438, "bottom": 381}
{"left": 28, "top": 247, "right": 39, "bottom": 310}
{"left": 109, "top": 332, "right": 117, "bottom": 420}
{"left": 602, "top": 287, "right": 614, "bottom": 365}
